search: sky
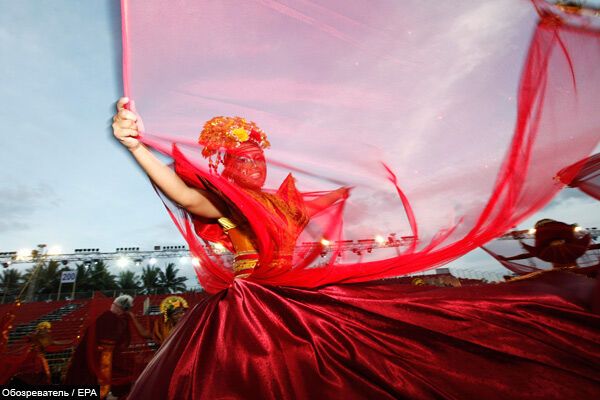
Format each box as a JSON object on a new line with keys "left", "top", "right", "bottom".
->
{"left": 1, "top": 0, "right": 598, "bottom": 287}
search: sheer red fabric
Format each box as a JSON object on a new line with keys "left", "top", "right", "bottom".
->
{"left": 557, "top": 153, "right": 600, "bottom": 200}
{"left": 117, "top": 5, "right": 600, "bottom": 398}
{"left": 122, "top": 0, "right": 600, "bottom": 292}
{"left": 129, "top": 272, "right": 600, "bottom": 400}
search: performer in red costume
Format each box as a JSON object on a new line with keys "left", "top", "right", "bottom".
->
{"left": 483, "top": 219, "right": 600, "bottom": 279}
{"left": 10, "top": 321, "right": 72, "bottom": 385}
{"left": 131, "top": 296, "right": 189, "bottom": 346}
{"left": 503, "top": 219, "right": 594, "bottom": 266}
{"left": 64, "top": 295, "right": 145, "bottom": 399}
{"left": 111, "top": 100, "right": 599, "bottom": 399}
{"left": 0, "top": 311, "right": 15, "bottom": 354}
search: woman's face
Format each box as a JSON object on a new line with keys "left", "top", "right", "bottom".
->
{"left": 171, "top": 308, "right": 186, "bottom": 324}
{"left": 223, "top": 143, "right": 267, "bottom": 190}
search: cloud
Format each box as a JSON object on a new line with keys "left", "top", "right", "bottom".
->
{"left": 0, "top": 183, "right": 60, "bottom": 234}
{"left": 543, "top": 187, "right": 594, "bottom": 205}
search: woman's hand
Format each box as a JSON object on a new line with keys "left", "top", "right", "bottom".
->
{"left": 112, "top": 97, "right": 141, "bottom": 150}
{"left": 110, "top": 96, "right": 224, "bottom": 218}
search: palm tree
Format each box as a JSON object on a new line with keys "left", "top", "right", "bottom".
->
{"left": 141, "top": 265, "right": 162, "bottom": 294}
{"left": 158, "top": 263, "right": 188, "bottom": 293}
{"left": 117, "top": 270, "right": 141, "bottom": 291}
{"left": 1, "top": 268, "right": 24, "bottom": 299}
{"left": 72, "top": 263, "right": 93, "bottom": 292}
{"left": 87, "top": 260, "right": 117, "bottom": 290}
{"left": 1, "top": 268, "right": 23, "bottom": 289}
{"left": 24, "top": 260, "right": 70, "bottom": 295}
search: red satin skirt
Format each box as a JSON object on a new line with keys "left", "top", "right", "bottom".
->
{"left": 129, "top": 270, "right": 599, "bottom": 399}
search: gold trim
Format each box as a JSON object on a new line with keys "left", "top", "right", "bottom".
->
{"left": 233, "top": 259, "right": 258, "bottom": 272}
{"left": 97, "top": 345, "right": 114, "bottom": 399}
{"left": 235, "top": 250, "right": 259, "bottom": 257}
{"left": 217, "top": 217, "right": 237, "bottom": 232}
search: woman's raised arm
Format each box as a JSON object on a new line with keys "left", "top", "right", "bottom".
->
{"left": 112, "top": 97, "right": 224, "bottom": 218}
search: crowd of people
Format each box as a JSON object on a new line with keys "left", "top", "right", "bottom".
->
{"left": 0, "top": 294, "right": 190, "bottom": 398}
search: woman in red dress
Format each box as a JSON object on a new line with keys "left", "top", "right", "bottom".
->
{"left": 111, "top": 100, "right": 599, "bottom": 400}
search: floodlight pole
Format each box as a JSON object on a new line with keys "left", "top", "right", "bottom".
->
{"left": 71, "top": 279, "right": 77, "bottom": 300}
{"left": 24, "top": 244, "right": 47, "bottom": 302}
{"left": 56, "top": 280, "right": 63, "bottom": 301}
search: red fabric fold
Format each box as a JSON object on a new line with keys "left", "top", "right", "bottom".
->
{"left": 129, "top": 271, "right": 600, "bottom": 400}
{"left": 557, "top": 153, "right": 600, "bottom": 200}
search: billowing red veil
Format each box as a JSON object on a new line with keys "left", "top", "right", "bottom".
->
{"left": 558, "top": 152, "right": 600, "bottom": 200}
{"left": 121, "top": 0, "right": 600, "bottom": 293}
{"left": 120, "top": 3, "right": 600, "bottom": 398}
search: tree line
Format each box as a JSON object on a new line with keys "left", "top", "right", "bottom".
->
{"left": 0, "top": 260, "right": 188, "bottom": 296}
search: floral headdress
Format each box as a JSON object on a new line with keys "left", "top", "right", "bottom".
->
{"left": 159, "top": 296, "right": 189, "bottom": 322}
{"left": 37, "top": 321, "right": 51, "bottom": 331}
{"left": 198, "top": 116, "right": 270, "bottom": 173}
{"left": 411, "top": 278, "right": 425, "bottom": 286}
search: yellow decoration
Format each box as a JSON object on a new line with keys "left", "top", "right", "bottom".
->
{"left": 411, "top": 278, "right": 425, "bottom": 286}
{"left": 36, "top": 321, "right": 51, "bottom": 331}
{"left": 159, "top": 296, "right": 189, "bottom": 322}
{"left": 198, "top": 116, "right": 270, "bottom": 173}
{"left": 231, "top": 127, "right": 249, "bottom": 142}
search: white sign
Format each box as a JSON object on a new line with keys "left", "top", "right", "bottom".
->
{"left": 61, "top": 270, "right": 77, "bottom": 283}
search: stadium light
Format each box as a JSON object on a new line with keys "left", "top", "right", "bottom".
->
{"left": 320, "top": 238, "right": 331, "bottom": 246}
{"left": 191, "top": 258, "right": 200, "bottom": 267}
{"left": 374, "top": 235, "right": 386, "bottom": 245}
{"left": 117, "top": 257, "right": 130, "bottom": 268}
{"left": 149, "top": 257, "right": 157, "bottom": 266}
{"left": 16, "top": 249, "right": 32, "bottom": 260}
{"left": 574, "top": 226, "right": 583, "bottom": 232}
{"left": 528, "top": 228, "right": 536, "bottom": 234}
{"left": 47, "top": 246, "right": 62, "bottom": 256}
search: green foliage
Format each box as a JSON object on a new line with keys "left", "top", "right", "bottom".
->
{"left": 87, "top": 260, "right": 117, "bottom": 290}
{"left": 24, "top": 260, "right": 70, "bottom": 294}
{"left": 1, "top": 268, "right": 23, "bottom": 291}
{"left": 141, "top": 263, "right": 188, "bottom": 294}
{"left": 70, "top": 260, "right": 116, "bottom": 292}
{"left": 141, "top": 265, "right": 162, "bottom": 294}
{"left": 158, "top": 263, "right": 187, "bottom": 294}
{"left": 117, "top": 270, "right": 141, "bottom": 290}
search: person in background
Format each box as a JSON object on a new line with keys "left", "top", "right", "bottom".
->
{"left": 11, "top": 321, "right": 72, "bottom": 384}
{"left": 64, "top": 295, "right": 145, "bottom": 399}
{"left": 129, "top": 296, "right": 189, "bottom": 346}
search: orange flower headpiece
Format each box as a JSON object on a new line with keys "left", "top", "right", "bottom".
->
{"left": 160, "top": 296, "right": 189, "bottom": 322}
{"left": 198, "top": 116, "right": 270, "bottom": 173}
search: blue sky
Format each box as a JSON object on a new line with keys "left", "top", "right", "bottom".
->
{"left": 1, "top": 1, "right": 598, "bottom": 285}
{"left": 0, "top": 2, "right": 183, "bottom": 251}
